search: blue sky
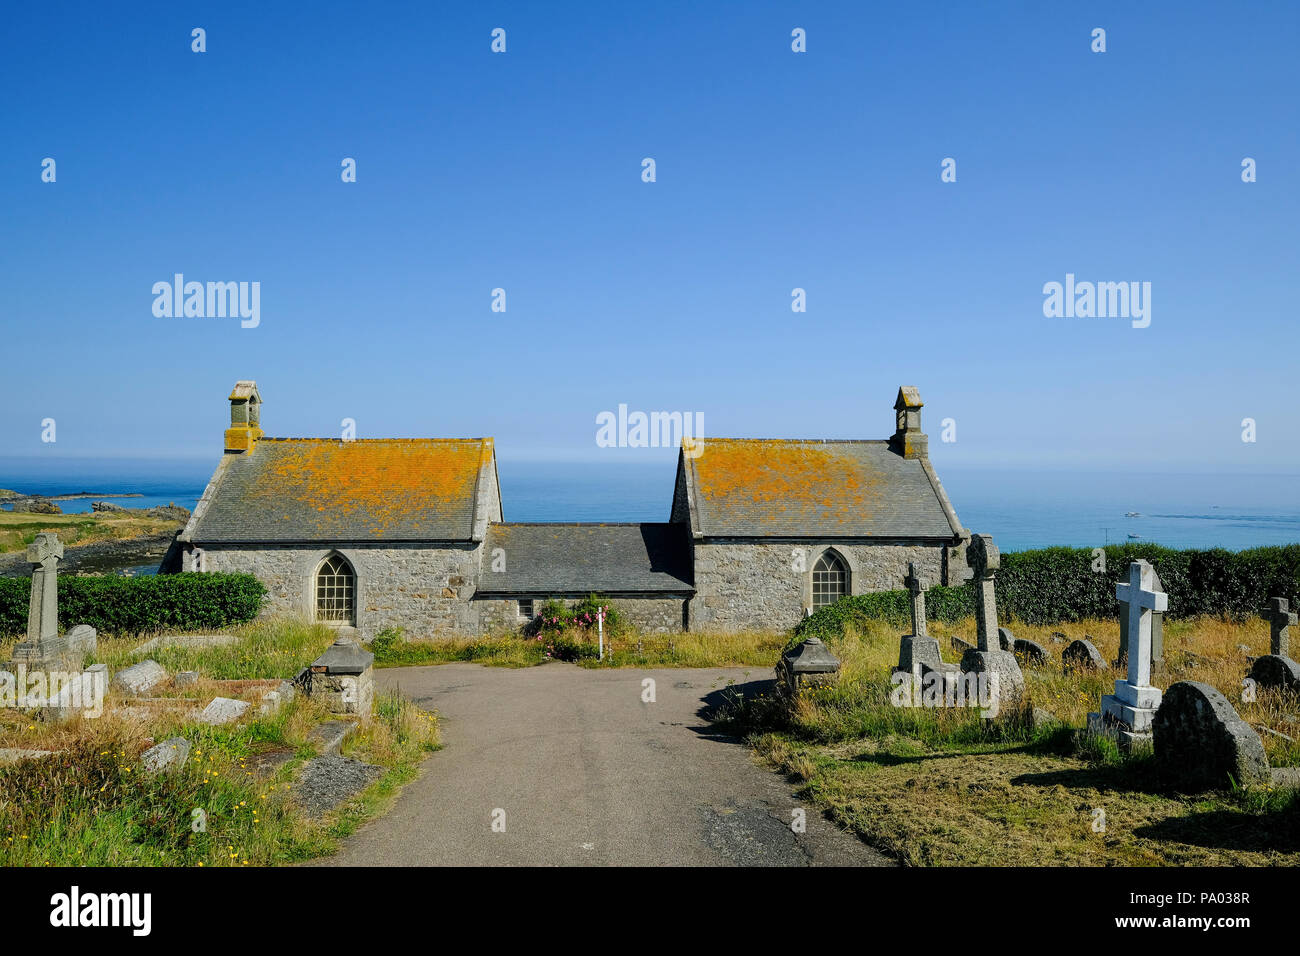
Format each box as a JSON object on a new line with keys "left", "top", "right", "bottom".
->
{"left": 2, "top": 0, "right": 1297, "bottom": 471}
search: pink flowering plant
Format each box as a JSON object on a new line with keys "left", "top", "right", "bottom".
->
{"left": 526, "top": 596, "right": 623, "bottom": 660}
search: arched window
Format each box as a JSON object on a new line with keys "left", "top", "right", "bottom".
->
{"left": 812, "top": 551, "right": 849, "bottom": 610}
{"left": 315, "top": 553, "right": 356, "bottom": 625}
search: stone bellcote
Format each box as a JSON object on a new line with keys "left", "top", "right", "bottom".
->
{"left": 225, "top": 380, "right": 263, "bottom": 453}
{"left": 890, "top": 386, "right": 928, "bottom": 459}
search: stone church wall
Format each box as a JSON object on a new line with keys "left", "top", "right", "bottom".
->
{"left": 199, "top": 542, "right": 484, "bottom": 640}
{"left": 473, "top": 595, "right": 690, "bottom": 635}
{"left": 687, "top": 539, "right": 947, "bottom": 632}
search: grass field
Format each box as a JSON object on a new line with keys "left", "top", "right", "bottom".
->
{"left": 0, "top": 509, "right": 183, "bottom": 554}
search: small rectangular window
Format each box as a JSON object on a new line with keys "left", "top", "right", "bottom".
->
{"left": 518, "top": 599, "right": 534, "bottom": 619}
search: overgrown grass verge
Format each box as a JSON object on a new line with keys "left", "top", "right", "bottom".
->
{"left": 370, "top": 628, "right": 786, "bottom": 670}
{"left": 0, "top": 616, "right": 438, "bottom": 866}
{"left": 716, "top": 615, "right": 1300, "bottom": 866}
{"left": 0, "top": 690, "right": 438, "bottom": 866}
{"left": 88, "top": 616, "right": 340, "bottom": 680}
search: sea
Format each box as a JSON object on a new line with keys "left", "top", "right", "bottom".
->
{"left": 2, "top": 457, "right": 1298, "bottom": 564}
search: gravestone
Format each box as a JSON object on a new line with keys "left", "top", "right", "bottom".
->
{"left": 111, "top": 660, "right": 167, "bottom": 697}
{"left": 1063, "top": 638, "right": 1106, "bottom": 671}
{"left": 1118, "top": 566, "right": 1164, "bottom": 672}
{"left": 1247, "top": 597, "right": 1300, "bottom": 692}
{"left": 1013, "top": 637, "right": 1048, "bottom": 666}
{"left": 199, "top": 697, "right": 250, "bottom": 725}
{"left": 1089, "top": 560, "right": 1166, "bottom": 749}
{"left": 307, "top": 636, "right": 376, "bottom": 716}
{"left": 894, "top": 563, "right": 957, "bottom": 688}
{"left": 1152, "top": 681, "right": 1270, "bottom": 789}
{"left": 142, "top": 737, "right": 192, "bottom": 774}
{"left": 905, "top": 562, "right": 928, "bottom": 639}
{"left": 957, "top": 534, "right": 1025, "bottom": 709}
{"left": 6, "top": 535, "right": 98, "bottom": 672}
{"left": 997, "top": 627, "right": 1014, "bottom": 652}
{"left": 778, "top": 637, "right": 841, "bottom": 695}
{"left": 25, "top": 533, "right": 61, "bottom": 644}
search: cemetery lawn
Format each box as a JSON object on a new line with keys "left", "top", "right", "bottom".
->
{"left": 0, "top": 509, "right": 182, "bottom": 554}
{"left": 0, "top": 620, "right": 440, "bottom": 866}
{"left": 723, "top": 615, "right": 1300, "bottom": 866}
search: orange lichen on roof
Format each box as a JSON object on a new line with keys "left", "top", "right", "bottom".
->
{"left": 691, "top": 440, "right": 880, "bottom": 523}
{"left": 247, "top": 439, "right": 485, "bottom": 537}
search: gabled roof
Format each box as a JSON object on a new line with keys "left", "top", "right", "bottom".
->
{"left": 476, "top": 523, "right": 694, "bottom": 594}
{"left": 183, "top": 438, "right": 498, "bottom": 543}
{"left": 673, "top": 439, "right": 962, "bottom": 539}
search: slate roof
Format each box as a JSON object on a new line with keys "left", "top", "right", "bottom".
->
{"left": 476, "top": 523, "right": 694, "bottom": 594}
{"left": 675, "top": 439, "right": 961, "bottom": 539}
{"left": 184, "top": 438, "right": 495, "bottom": 543}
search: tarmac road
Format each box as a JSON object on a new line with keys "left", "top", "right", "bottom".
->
{"left": 314, "top": 661, "right": 892, "bottom": 867}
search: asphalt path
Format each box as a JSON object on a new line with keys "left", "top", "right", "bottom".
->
{"left": 315, "top": 662, "right": 892, "bottom": 867}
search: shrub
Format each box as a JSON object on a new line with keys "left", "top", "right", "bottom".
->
{"left": 368, "top": 627, "right": 402, "bottom": 659}
{"left": 795, "top": 543, "right": 1300, "bottom": 638}
{"left": 0, "top": 572, "right": 266, "bottom": 637}
{"left": 528, "top": 595, "right": 623, "bottom": 637}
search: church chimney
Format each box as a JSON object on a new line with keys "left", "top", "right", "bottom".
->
{"left": 224, "top": 380, "right": 263, "bottom": 453}
{"left": 890, "top": 386, "right": 928, "bottom": 459}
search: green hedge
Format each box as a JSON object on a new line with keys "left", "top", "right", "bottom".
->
{"left": 0, "top": 573, "right": 267, "bottom": 637}
{"left": 794, "top": 543, "right": 1300, "bottom": 639}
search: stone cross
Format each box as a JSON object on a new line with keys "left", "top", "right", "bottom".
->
{"left": 967, "top": 534, "right": 1000, "bottom": 652}
{"left": 904, "top": 562, "right": 928, "bottom": 638}
{"left": 1118, "top": 566, "right": 1164, "bottom": 669}
{"left": 1115, "top": 559, "right": 1167, "bottom": 691}
{"left": 25, "top": 533, "right": 63, "bottom": 644}
{"left": 1263, "top": 597, "right": 1295, "bottom": 658}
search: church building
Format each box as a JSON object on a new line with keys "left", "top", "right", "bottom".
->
{"left": 178, "top": 382, "right": 970, "bottom": 639}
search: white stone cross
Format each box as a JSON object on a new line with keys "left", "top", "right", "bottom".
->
{"left": 1115, "top": 559, "right": 1167, "bottom": 691}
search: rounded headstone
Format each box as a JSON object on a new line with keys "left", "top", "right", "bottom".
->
{"left": 1063, "top": 638, "right": 1106, "bottom": 671}
{"left": 1152, "top": 681, "right": 1271, "bottom": 790}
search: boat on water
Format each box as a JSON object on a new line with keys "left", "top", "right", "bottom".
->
{"left": 1125, "top": 511, "right": 1142, "bottom": 517}
{"left": 1128, "top": 533, "right": 1142, "bottom": 539}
